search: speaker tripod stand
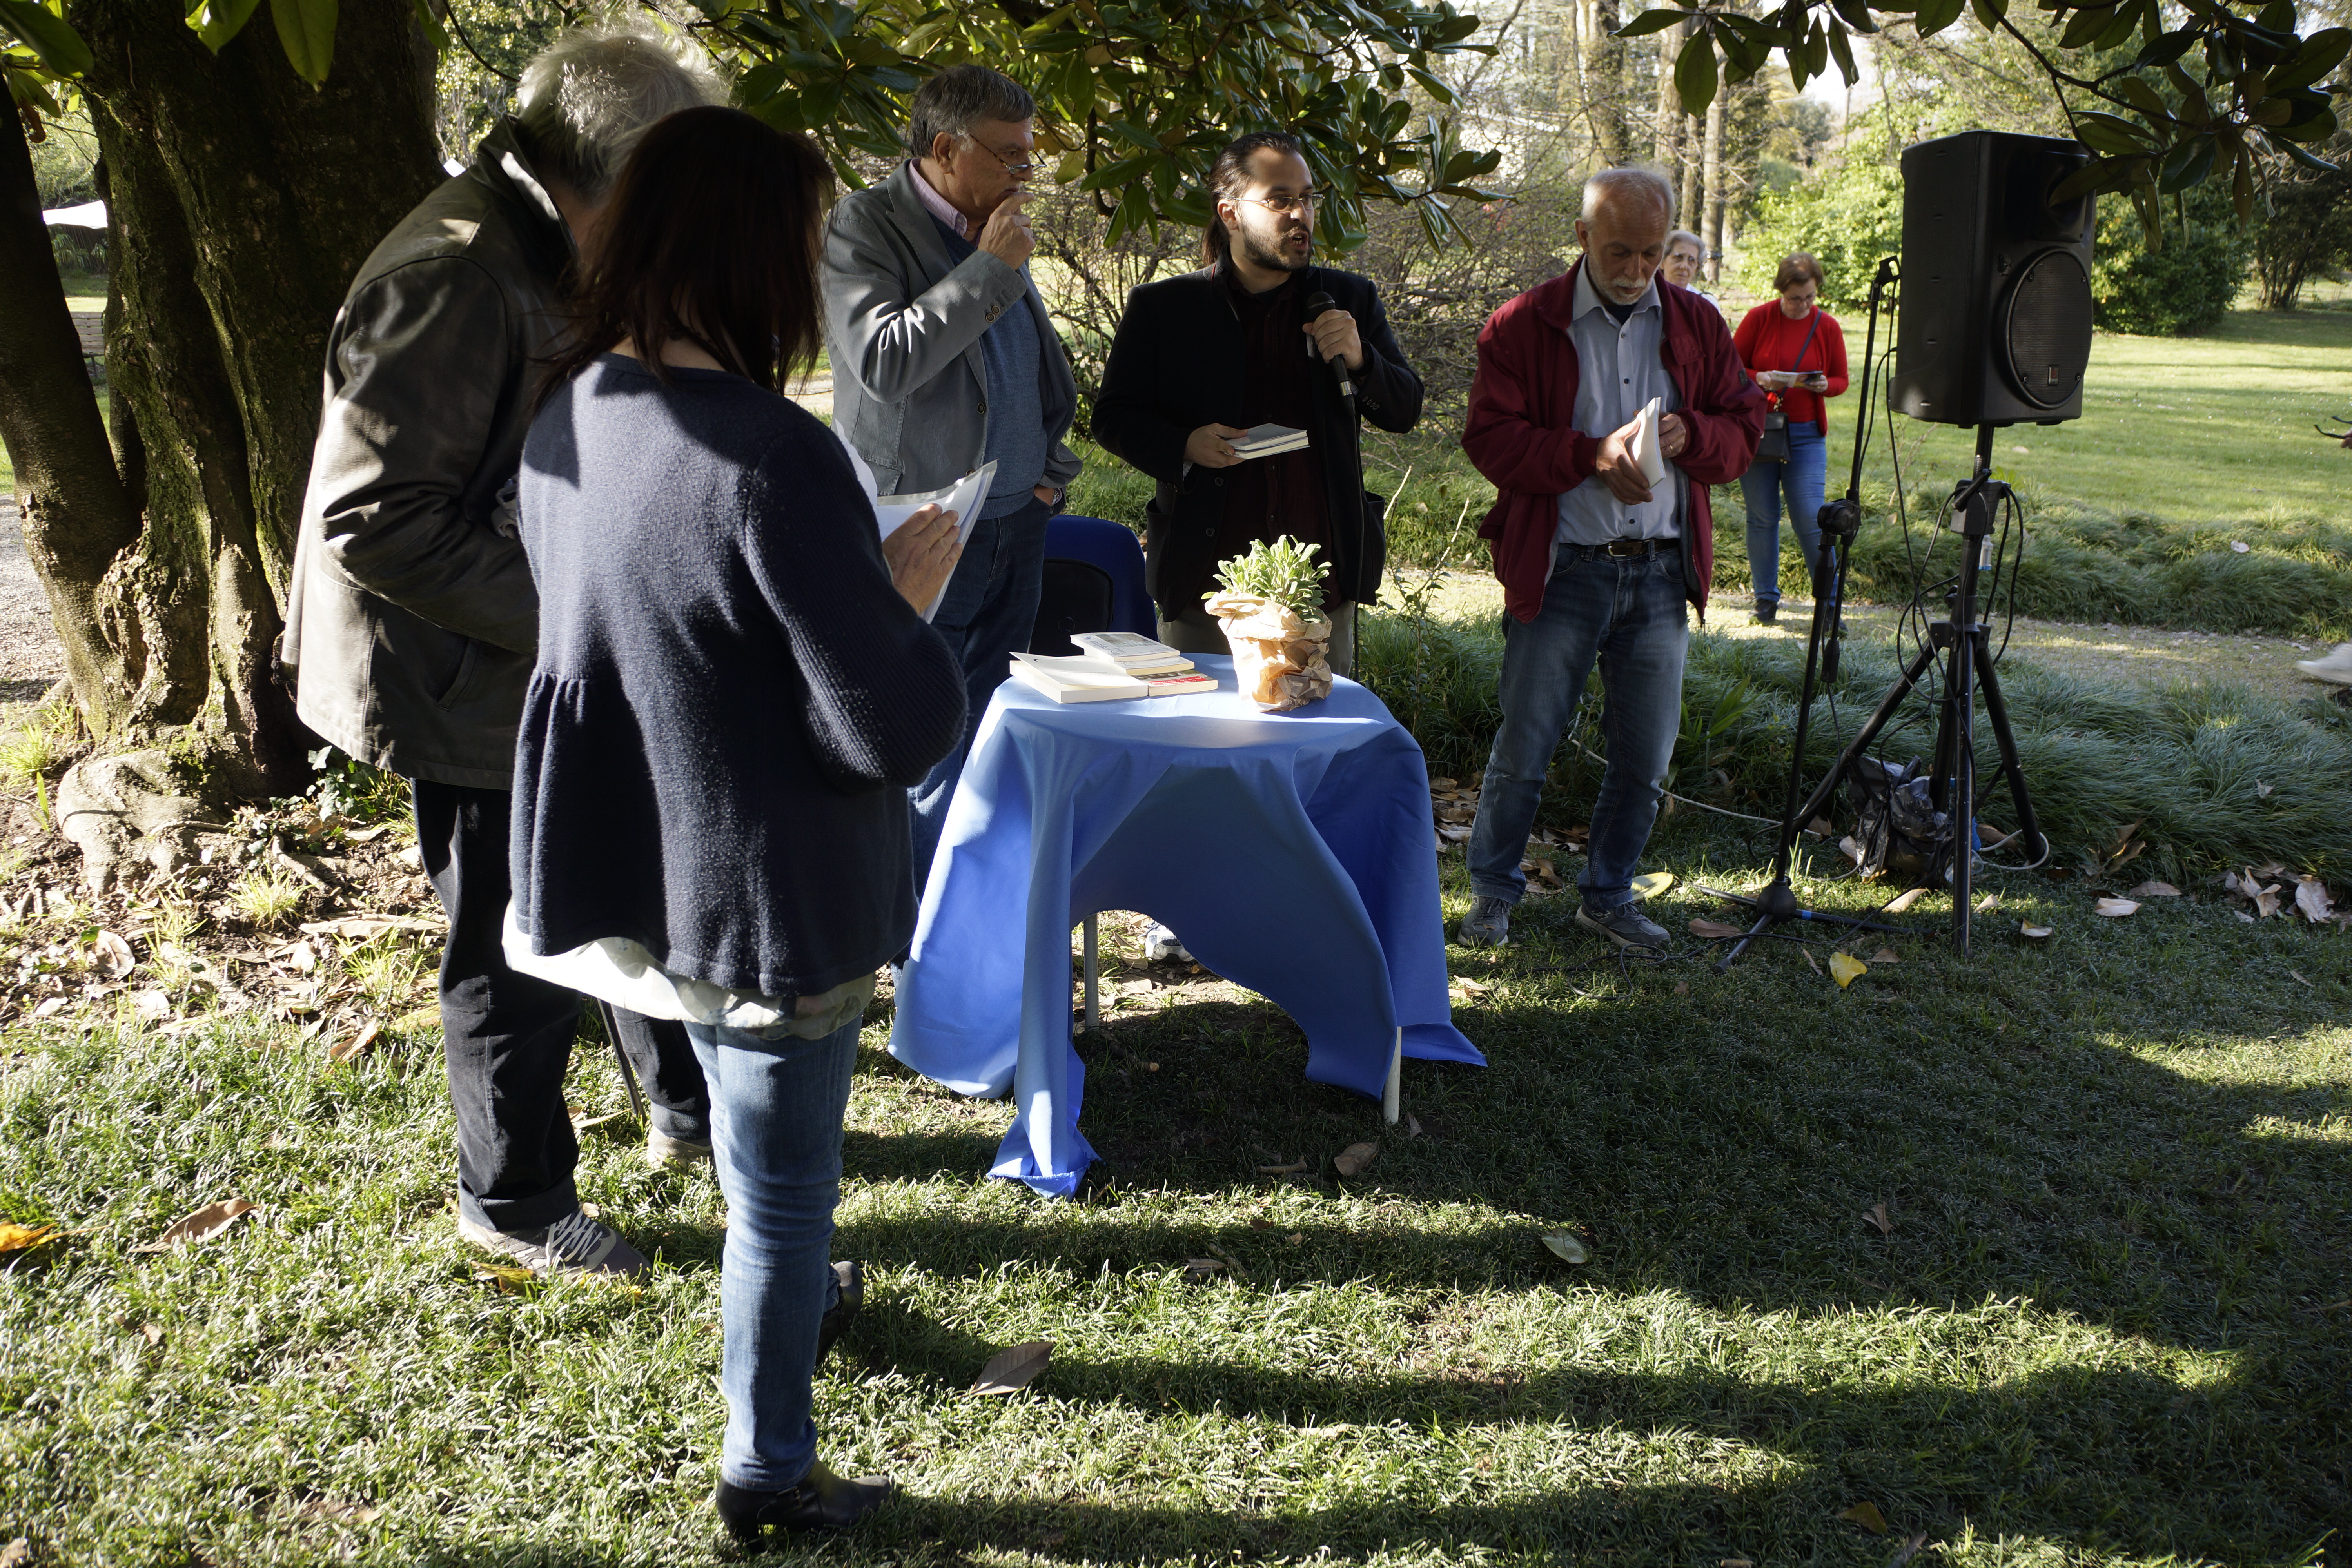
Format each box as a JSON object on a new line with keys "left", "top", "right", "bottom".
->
{"left": 1713, "top": 421, "right": 2048, "bottom": 968}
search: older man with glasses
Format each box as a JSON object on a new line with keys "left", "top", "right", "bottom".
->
{"left": 822, "top": 64, "right": 1083, "bottom": 886}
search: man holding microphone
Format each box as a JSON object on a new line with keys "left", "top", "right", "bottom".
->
{"left": 822, "top": 65, "right": 1083, "bottom": 884}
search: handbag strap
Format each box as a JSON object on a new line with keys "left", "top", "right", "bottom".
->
{"left": 1765, "top": 309, "right": 1822, "bottom": 411}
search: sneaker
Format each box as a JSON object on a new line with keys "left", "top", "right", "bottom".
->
{"left": 1457, "top": 895, "right": 1512, "bottom": 947}
{"left": 817, "top": 1259, "right": 863, "bottom": 1366}
{"left": 1142, "top": 921, "right": 1192, "bottom": 963}
{"left": 1752, "top": 597, "right": 1778, "bottom": 626}
{"left": 2294, "top": 642, "right": 2352, "bottom": 685}
{"left": 1576, "top": 902, "right": 1671, "bottom": 951}
{"left": 459, "top": 1206, "right": 649, "bottom": 1278}
{"left": 646, "top": 1125, "right": 713, "bottom": 1169}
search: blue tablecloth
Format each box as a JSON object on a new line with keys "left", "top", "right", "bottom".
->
{"left": 889, "top": 654, "right": 1485, "bottom": 1196}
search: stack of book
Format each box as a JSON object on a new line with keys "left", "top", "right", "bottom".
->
{"left": 1009, "top": 636, "right": 1218, "bottom": 704}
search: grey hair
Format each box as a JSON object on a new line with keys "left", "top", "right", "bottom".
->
{"left": 515, "top": 19, "right": 727, "bottom": 202}
{"left": 907, "top": 65, "right": 1035, "bottom": 158}
{"left": 1582, "top": 165, "right": 1676, "bottom": 224}
{"left": 1667, "top": 227, "right": 1707, "bottom": 258}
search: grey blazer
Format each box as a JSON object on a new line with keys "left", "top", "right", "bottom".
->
{"left": 820, "top": 163, "right": 1081, "bottom": 498}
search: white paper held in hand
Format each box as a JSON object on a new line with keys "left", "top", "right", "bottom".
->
{"left": 1628, "top": 396, "right": 1666, "bottom": 490}
{"left": 874, "top": 460, "right": 997, "bottom": 622}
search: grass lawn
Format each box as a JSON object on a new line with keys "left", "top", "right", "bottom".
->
{"left": 3, "top": 811, "right": 2347, "bottom": 1564}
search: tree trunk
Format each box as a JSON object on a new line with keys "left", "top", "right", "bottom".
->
{"left": 1650, "top": 20, "right": 1689, "bottom": 165}
{"left": 1677, "top": 111, "right": 1700, "bottom": 229}
{"left": 1586, "top": 0, "right": 1628, "bottom": 166}
{"left": 0, "top": 109, "right": 141, "bottom": 724}
{"left": 33, "top": 0, "right": 443, "bottom": 794}
{"left": 1702, "top": 87, "right": 1725, "bottom": 277}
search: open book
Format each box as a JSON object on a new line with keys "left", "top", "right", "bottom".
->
{"left": 1627, "top": 396, "right": 1667, "bottom": 490}
{"left": 874, "top": 461, "right": 995, "bottom": 622}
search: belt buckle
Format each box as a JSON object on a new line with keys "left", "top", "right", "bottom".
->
{"left": 1604, "top": 537, "right": 1647, "bottom": 558}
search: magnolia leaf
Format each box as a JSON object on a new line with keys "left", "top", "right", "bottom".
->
{"left": 1864, "top": 1202, "right": 1893, "bottom": 1236}
{"left": 1828, "top": 951, "right": 1867, "bottom": 989}
{"left": 0, "top": 0, "right": 94, "bottom": 76}
{"left": 1869, "top": 947, "right": 1900, "bottom": 963}
{"left": 1451, "top": 976, "right": 1490, "bottom": 996}
{"left": 2094, "top": 897, "right": 2140, "bottom": 917}
{"left": 91, "top": 929, "right": 135, "bottom": 980}
{"left": 327, "top": 1019, "right": 382, "bottom": 1064}
{"left": 1689, "top": 918, "right": 1743, "bottom": 938}
{"left": 134, "top": 1198, "right": 258, "bottom": 1252}
{"left": 2127, "top": 880, "right": 2181, "bottom": 898}
{"left": 187, "top": 0, "right": 262, "bottom": 53}
{"left": 1541, "top": 1230, "right": 1589, "bottom": 1264}
{"left": 2020, "top": 922, "right": 2053, "bottom": 939}
{"left": 0, "top": 1221, "right": 60, "bottom": 1254}
{"left": 1841, "top": 1501, "right": 1891, "bottom": 1534}
{"left": 1975, "top": 892, "right": 2001, "bottom": 915}
{"left": 1631, "top": 871, "right": 1675, "bottom": 899}
{"left": 1803, "top": 948, "right": 1822, "bottom": 975}
{"left": 971, "top": 1339, "right": 1054, "bottom": 1396}
{"left": 1884, "top": 887, "right": 1928, "bottom": 913}
{"left": 2295, "top": 878, "right": 2334, "bottom": 923}
{"left": 267, "top": 0, "right": 335, "bottom": 85}
{"left": 2256, "top": 886, "right": 2284, "bottom": 918}
{"left": 1333, "top": 1140, "right": 1380, "bottom": 1177}
{"left": 1673, "top": 30, "right": 1718, "bottom": 115}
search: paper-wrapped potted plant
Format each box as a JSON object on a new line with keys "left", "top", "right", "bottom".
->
{"left": 1202, "top": 535, "right": 1333, "bottom": 712}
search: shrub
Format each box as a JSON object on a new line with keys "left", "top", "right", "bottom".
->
{"left": 1732, "top": 156, "right": 1904, "bottom": 312}
{"left": 2091, "top": 184, "right": 2251, "bottom": 336}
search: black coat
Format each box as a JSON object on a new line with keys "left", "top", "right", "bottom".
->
{"left": 1092, "top": 264, "right": 1423, "bottom": 615}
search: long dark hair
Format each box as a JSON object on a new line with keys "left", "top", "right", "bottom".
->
{"left": 539, "top": 105, "right": 833, "bottom": 401}
{"left": 1201, "top": 130, "right": 1305, "bottom": 269}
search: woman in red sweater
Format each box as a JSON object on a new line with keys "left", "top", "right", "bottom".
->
{"left": 1732, "top": 253, "right": 1849, "bottom": 624}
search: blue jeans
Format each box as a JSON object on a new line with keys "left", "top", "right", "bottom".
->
{"left": 1467, "top": 541, "right": 1691, "bottom": 913}
{"left": 688, "top": 1016, "right": 860, "bottom": 1493}
{"left": 1740, "top": 421, "right": 1828, "bottom": 604}
{"left": 910, "top": 495, "right": 1052, "bottom": 887}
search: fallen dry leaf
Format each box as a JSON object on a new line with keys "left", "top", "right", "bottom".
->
{"left": 2230, "top": 539, "right": 2250, "bottom": 553}
{"left": 1975, "top": 892, "right": 2001, "bottom": 915}
{"left": 0, "top": 1541, "right": 27, "bottom": 1568}
{"left": 142, "top": 1322, "right": 164, "bottom": 1345}
{"left": 1828, "top": 951, "right": 1867, "bottom": 989}
{"left": 1631, "top": 871, "right": 1675, "bottom": 899}
{"left": 2256, "top": 780, "right": 2273, "bottom": 797}
{"left": 1452, "top": 976, "right": 1490, "bottom": 996}
{"left": 1883, "top": 887, "right": 1929, "bottom": 914}
{"left": 1889, "top": 1534, "right": 1931, "bottom": 1568}
{"left": 2289, "top": 970, "right": 2313, "bottom": 988}
{"left": 1689, "top": 918, "right": 1743, "bottom": 938}
{"left": 1405, "top": 1112, "right": 1423, "bottom": 1139}
{"left": 327, "top": 1020, "right": 383, "bottom": 1065}
{"left": 1333, "top": 1141, "right": 1380, "bottom": 1178}
{"left": 2094, "top": 898, "right": 2140, "bottom": 918}
{"left": 2127, "top": 880, "right": 2181, "bottom": 898}
{"left": 1840, "top": 1500, "right": 1891, "bottom": 1534}
{"left": 1839, "top": 834, "right": 1867, "bottom": 865}
{"left": 2020, "top": 922, "right": 2053, "bottom": 940}
{"left": 1182, "top": 1257, "right": 1227, "bottom": 1279}
{"left": 2254, "top": 886, "right": 2283, "bottom": 919}
{"left": 1286, "top": 1232, "right": 1305, "bottom": 1245}
{"left": 0, "top": 1221, "right": 60, "bottom": 1254}
{"left": 134, "top": 1198, "right": 258, "bottom": 1253}
{"left": 1869, "top": 947, "right": 1900, "bottom": 964}
{"left": 1864, "top": 1202, "right": 1893, "bottom": 1236}
{"left": 1256, "top": 1158, "right": 1308, "bottom": 1175}
{"left": 474, "top": 1261, "right": 534, "bottom": 1291}
{"left": 1541, "top": 1230, "right": 1589, "bottom": 1264}
{"left": 2295, "top": 877, "right": 2334, "bottom": 924}
{"left": 91, "top": 929, "right": 136, "bottom": 980}
{"left": 971, "top": 1340, "right": 1054, "bottom": 1396}
{"left": 1803, "top": 949, "right": 1822, "bottom": 976}
{"left": 1674, "top": 980, "right": 1690, "bottom": 995}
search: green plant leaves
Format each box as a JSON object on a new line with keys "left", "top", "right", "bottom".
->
{"left": 1674, "top": 30, "right": 1717, "bottom": 114}
{"left": 185, "top": 0, "right": 263, "bottom": 55}
{"left": 1913, "top": 0, "right": 1966, "bottom": 39}
{"left": 0, "top": 0, "right": 91, "bottom": 77}
{"left": 268, "top": 0, "right": 334, "bottom": 85}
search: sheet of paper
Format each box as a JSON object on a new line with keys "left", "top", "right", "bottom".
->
{"left": 875, "top": 461, "right": 996, "bottom": 621}
{"left": 1630, "top": 396, "right": 1666, "bottom": 490}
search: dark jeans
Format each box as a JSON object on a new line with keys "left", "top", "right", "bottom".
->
{"left": 1465, "top": 540, "right": 1691, "bottom": 913}
{"left": 908, "top": 495, "right": 1051, "bottom": 887}
{"left": 412, "top": 779, "right": 710, "bottom": 1234}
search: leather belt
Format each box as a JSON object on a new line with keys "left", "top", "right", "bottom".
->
{"left": 1598, "top": 535, "right": 1679, "bottom": 558}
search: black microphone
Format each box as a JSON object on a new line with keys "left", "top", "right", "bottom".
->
{"left": 1305, "top": 290, "right": 1354, "bottom": 401}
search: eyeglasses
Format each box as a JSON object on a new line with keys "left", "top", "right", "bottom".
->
{"left": 968, "top": 139, "right": 1037, "bottom": 180}
{"left": 1232, "top": 192, "right": 1320, "bottom": 217}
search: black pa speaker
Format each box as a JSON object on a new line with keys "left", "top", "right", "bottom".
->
{"left": 1892, "top": 131, "right": 2096, "bottom": 428}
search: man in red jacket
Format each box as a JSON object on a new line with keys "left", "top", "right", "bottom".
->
{"left": 1457, "top": 167, "right": 1764, "bottom": 950}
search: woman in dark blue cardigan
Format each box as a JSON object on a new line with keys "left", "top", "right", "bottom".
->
{"left": 511, "top": 107, "right": 966, "bottom": 1540}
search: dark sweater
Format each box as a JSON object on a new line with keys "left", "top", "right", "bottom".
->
{"left": 512, "top": 354, "right": 967, "bottom": 999}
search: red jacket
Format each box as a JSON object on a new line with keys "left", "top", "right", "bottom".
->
{"left": 1732, "top": 301, "right": 1849, "bottom": 434}
{"left": 1464, "top": 262, "right": 1766, "bottom": 623}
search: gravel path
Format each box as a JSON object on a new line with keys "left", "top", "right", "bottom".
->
{"left": 0, "top": 497, "right": 63, "bottom": 708}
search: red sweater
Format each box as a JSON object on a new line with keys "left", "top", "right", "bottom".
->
{"left": 1463, "top": 264, "right": 1766, "bottom": 623}
{"left": 1732, "top": 303, "right": 1849, "bottom": 434}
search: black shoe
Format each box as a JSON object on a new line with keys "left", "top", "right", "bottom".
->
{"left": 1752, "top": 597, "right": 1778, "bottom": 626}
{"left": 716, "top": 1464, "right": 893, "bottom": 1541}
{"left": 817, "top": 1259, "right": 862, "bottom": 1366}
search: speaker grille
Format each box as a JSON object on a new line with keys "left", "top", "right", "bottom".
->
{"left": 2001, "top": 249, "right": 2093, "bottom": 409}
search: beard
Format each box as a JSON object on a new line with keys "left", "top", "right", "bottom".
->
{"left": 1238, "top": 223, "right": 1311, "bottom": 274}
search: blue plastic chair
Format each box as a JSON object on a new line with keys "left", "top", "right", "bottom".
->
{"left": 1027, "top": 514, "right": 1153, "bottom": 655}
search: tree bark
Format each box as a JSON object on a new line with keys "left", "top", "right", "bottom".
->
{"left": 0, "top": 108, "right": 142, "bottom": 724}
{"left": 35, "top": 0, "right": 445, "bottom": 792}
{"left": 1702, "top": 87, "right": 1725, "bottom": 276}
{"left": 1586, "top": 0, "right": 1628, "bottom": 166}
